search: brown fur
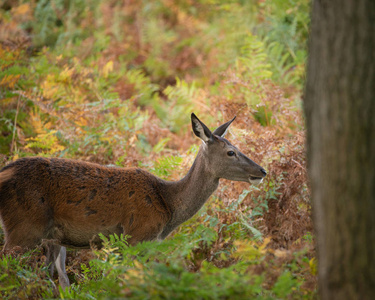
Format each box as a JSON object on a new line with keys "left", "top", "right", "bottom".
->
{"left": 0, "top": 157, "right": 171, "bottom": 249}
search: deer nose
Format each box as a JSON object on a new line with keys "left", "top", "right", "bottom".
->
{"left": 260, "top": 168, "right": 267, "bottom": 176}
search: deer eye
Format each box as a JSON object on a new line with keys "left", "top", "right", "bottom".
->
{"left": 227, "top": 151, "right": 235, "bottom": 156}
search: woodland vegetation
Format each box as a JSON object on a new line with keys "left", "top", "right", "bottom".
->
{"left": 0, "top": 0, "right": 315, "bottom": 298}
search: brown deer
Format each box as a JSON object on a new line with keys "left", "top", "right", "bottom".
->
{"left": 0, "top": 113, "right": 266, "bottom": 288}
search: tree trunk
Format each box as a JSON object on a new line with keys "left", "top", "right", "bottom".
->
{"left": 304, "top": 1, "right": 375, "bottom": 299}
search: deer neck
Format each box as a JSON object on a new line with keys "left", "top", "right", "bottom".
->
{"left": 163, "top": 147, "right": 219, "bottom": 231}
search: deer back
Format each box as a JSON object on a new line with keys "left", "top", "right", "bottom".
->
{"left": 0, "top": 157, "right": 172, "bottom": 248}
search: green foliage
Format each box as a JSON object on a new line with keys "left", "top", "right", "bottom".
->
{"left": 155, "top": 78, "right": 196, "bottom": 133}
{"left": 238, "top": 34, "right": 273, "bottom": 83}
{"left": 57, "top": 228, "right": 312, "bottom": 299}
{"left": 272, "top": 271, "right": 301, "bottom": 298}
{"left": 260, "top": 0, "right": 310, "bottom": 87}
{"left": 149, "top": 155, "right": 183, "bottom": 180}
{"left": 29, "top": 0, "right": 101, "bottom": 48}
{"left": 0, "top": 49, "right": 30, "bottom": 93}
{"left": 25, "top": 129, "right": 65, "bottom": 155}
{"left": 59, "top": 230, "right": 264, "bottom": 299}
{"left": 126, "top": 69, "right": 160, "bottom": 106}
{"left": 261, "top": 0, "right": 310, "bottom": 56}
{"left": 0, "top": 251, "right": 54, "bottom": 299}
{"left": 266, "top": 40, "right": 306, "bottom": 86}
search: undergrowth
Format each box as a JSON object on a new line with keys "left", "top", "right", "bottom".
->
{"left": 0, "top": 0, "right": 314, "bottom": 299}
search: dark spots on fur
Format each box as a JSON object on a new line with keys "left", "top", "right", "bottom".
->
{"left": 145, "top": 195, "right": 152, "bottom": 205}
{"left": 129, "top": 191, "right": 135, "bottom": 197}
{"left": 16, "top": 187, "right": 24, "bottom": 204}
{"left": 73, "top": 166, "right": 79, "bottom": 173}
{"left": 129, "top": 214, "right": 134, "bottom": 227}
{"left": 136, "top": 169, "right": 141, "bottom": 174}
{"left": 67, "top": 197, "right": 85, "bottom": 206}
{"left": 152, "top": 183, "right": 172, "bottom": 217}
{"left": 39, "top": 197, "right": 45, "bottom": 204}
{"left": 40, "top": 159, "right": 50, "bottom": 168}
{"left": 96, "top": 168, "right": 101, "bottom": 175}
{"left": 79, "top": 186, "right": 86, "bottom": 190}
{"left": 85, "top": 207, "right": 97, "bottom": 216}
{"left": 88, "top": 189, "right": 97, "bottom": 201}
{"left": 157, "top": 195, "right": 170, "bottom": 214}
{"left": 82, "top": 167, "right": 89, "bottom": 176}
{"left": 107, "top": 176, "right": 114, "bottom": 187}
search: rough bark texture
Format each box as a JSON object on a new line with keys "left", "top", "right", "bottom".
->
{"left": 304, "top": 0, "right": 375, "bottom": 299}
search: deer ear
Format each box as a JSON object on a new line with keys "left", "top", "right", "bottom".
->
{"left": 212, "top": 116, "right": 236, "bottom": 137}
{"left": 191, "top": 113, "right": 213, "bottom": 143}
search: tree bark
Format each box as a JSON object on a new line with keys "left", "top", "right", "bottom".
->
{"left": 304, "top": 1, "right": 375, "bottom": 299}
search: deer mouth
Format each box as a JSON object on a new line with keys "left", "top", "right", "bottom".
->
{"left": 249, "top": 176, "right": 264, "bottom": 185}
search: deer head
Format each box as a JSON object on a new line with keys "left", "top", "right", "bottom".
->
{"left": 191, "top": 113, "right": 267, "bottom": 185}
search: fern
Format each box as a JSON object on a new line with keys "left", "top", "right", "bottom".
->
{"left": 125, "top": 68, "right": 160, "bottom": 105}
{"left": 153, "top": 78, "right": 196, "bottom": 133}
{"left": 25, "top": 130, "right": 65, "bottom": 155}
{"left": 150, "top": 155, "right": 183, "bottom": 180}
{"left": 238, "top": 33, "right": 273, "bottom": 82}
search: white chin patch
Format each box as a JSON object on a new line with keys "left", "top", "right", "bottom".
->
{"left": 249, "top": 178, "right": 263, "bottom": 186}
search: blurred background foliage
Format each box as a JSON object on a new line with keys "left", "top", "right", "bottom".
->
{"left": 0, "top": 0, "right": 315, "bottom": 298}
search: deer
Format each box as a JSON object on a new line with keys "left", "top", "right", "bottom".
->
{"left": 0, "top": 113, "right": 266, "bottom": 288}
